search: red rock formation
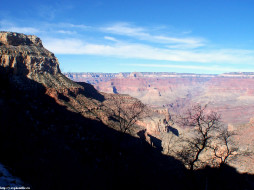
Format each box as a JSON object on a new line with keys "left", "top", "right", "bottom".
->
{"left": 66, "top": 72, "right": 254, "bottom": 126}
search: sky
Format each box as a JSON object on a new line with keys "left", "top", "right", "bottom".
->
{"left": 1, "top": 0, "right": 254, "bottom": 74}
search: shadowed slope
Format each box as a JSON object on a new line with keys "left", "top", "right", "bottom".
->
{"left": 0, "top": 66, "right": 186, "bottom": 190}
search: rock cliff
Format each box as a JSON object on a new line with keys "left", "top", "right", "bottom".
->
{"left": 0, "top": 31, "right": 81, "bottom": 91}
{"left": 0, "top": 32, "right": 59, "bottom": 75}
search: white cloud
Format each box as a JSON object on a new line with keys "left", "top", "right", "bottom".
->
{"left": 166, "top": 44, "right": 204, "bottom": 49}
{"left": 104, "top": 36, "right": 118, "bottom": 42}
{"left": 2, "top": 20, "right": 254, "bottom": 71}
{"left": 0, "top": 20, "right": 40, "bottom": 34}
{"left": 102, "top": 23, "right": 146, "bottom": 37}
{"left": 43, "top": 38, "right": 254, "bottom": 65}
{"left": 43, "top": 38, "right": 84, "bottom": 54}
{"left": 57, "top": 30, "right": 76, "bottom": 35}
{"left": 0, "top": 19, "right": 90, "bottom": 36}
{"left": 101, "top": 23, "right": 205, "bottom": 49}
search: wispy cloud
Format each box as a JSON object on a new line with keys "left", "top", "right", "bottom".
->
{"left": 3, "top": 26, "right": 39, "bottom": 34}
{"left": 102, "top": 23, "right": 146, "bottom": 37}
{"left": 0, "top": 20, "right": 39, "bottom": 34}
{"left": 56, "top": 30, "right": 77, "bottom": 35}
{"left": 44, "top": 38, "right": 254, "bottom": 65}
{"left": 2, "top": 19, "right": 254, "bottom": 72}
{"left": 104, "top": 36, "right": 118, "bottom": 42}
{"left": 101, "top": 23, "right": 205, "bottom": 49}
{"left": 0, "top": 19, "right": 90, "bottom": 36}
{"left": 56, "top": 23, "right": 89, "bottom": 29}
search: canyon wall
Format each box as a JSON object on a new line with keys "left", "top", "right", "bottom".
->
{"left": 65, "top": 72, "right": 254, "bottom": 126}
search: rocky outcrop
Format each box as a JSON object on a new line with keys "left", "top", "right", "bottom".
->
{"left": 0, "top": 32, "right": 59, "bottom": 76}
{"left": 0, "top": 31, "right": 84, "bottom": 95}
{"left": 0, "top": 32, "right": 86, "bottom": 107}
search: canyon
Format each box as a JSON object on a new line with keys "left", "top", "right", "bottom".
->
{"left": 66, "top": 72, "right": 254, "bottom": 174}
{"left": 65, "top": 72, "right": 254, "bottom": 126}
{"left": 0, "top": 32, "right": 254, "bottom": 189}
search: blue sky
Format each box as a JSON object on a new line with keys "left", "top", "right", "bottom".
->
{"left": 1, "top": 0, "right": 254, "bottom": 74}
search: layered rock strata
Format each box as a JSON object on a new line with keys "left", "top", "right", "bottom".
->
{"left": 66, "top": 71, "right": 254, "bottom": 125}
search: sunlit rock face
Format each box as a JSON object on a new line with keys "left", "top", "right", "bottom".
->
{"left": 0, "top": 32, "right": 60, "bottom": 76}
{"left": 65, "top": 72, "right": 254, "bottom": 125}
{"left": 0, "top": 31, "right": 82, "bottom": 92}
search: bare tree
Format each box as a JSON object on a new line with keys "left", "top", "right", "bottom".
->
{"left": 211, "top": 129, "right": 237, "bottom": 166}
{"left": 211, "top": 128, "right": 252, "bottom": 167}
{"left": 173, "top": 104, "right": 222, "bottom": 170}
{"left": 107, "top": 97, "right": 147, "bottom": 134}
{"left": 163, "top": 103, "right": 252, "bottom": 172}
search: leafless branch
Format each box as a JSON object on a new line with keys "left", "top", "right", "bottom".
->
{"left": 105, "top": 97, "right": 147, "bottom": 134}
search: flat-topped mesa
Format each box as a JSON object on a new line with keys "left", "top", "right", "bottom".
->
{"left": 0, "top": 31, "right": 60, "bottom": 77}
